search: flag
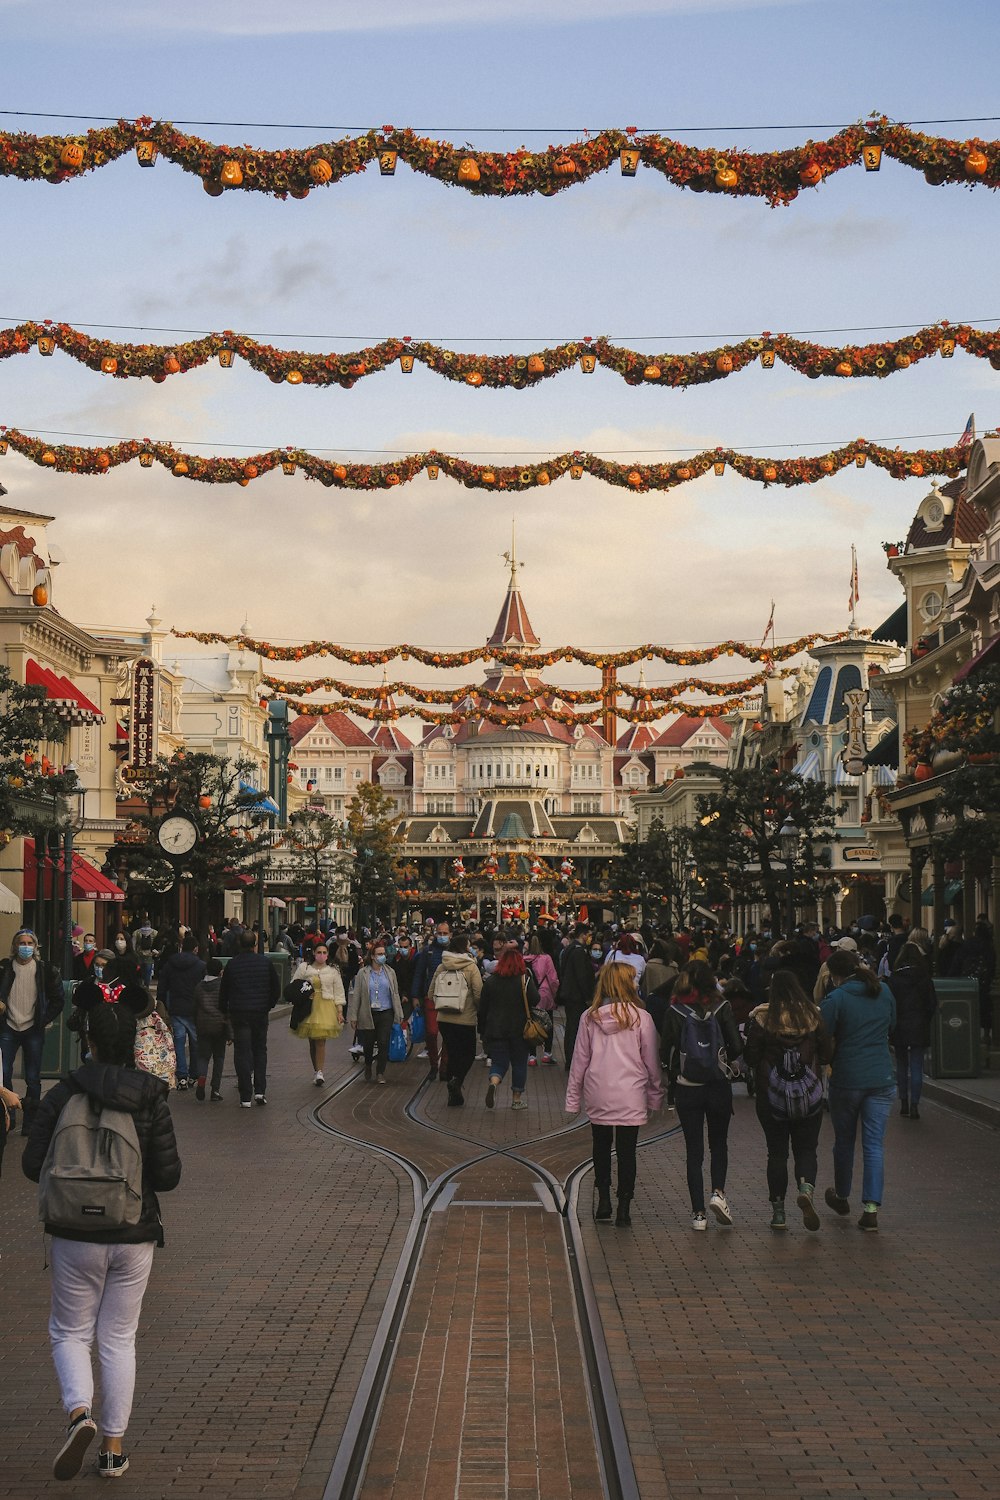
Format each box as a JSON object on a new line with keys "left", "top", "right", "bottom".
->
{"left": 848, "top": 544, "right": 859, "bottom": 614}
{"left": 957, "top": 412, "right": 975, "bottom": 449}
{"left": 760, "top": 599, "right": 775, "bottom": 649}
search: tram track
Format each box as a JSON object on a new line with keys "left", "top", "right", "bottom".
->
{"left": 303, "top": 1061, "right": 682, "bottom": 1500}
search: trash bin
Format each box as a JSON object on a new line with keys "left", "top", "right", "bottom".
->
{"left": 929, "top": 978, "right": 981, "bottom": 1079}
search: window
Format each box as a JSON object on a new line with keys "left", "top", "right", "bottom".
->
{"left": 334, "top": 767, "right": 343, "bottom": 782}
{"left": 573, "top": 796, "right": 600, "bottom": 814}
{"left": 427, "top": 796, "right": 455, "bottom": 814}
{"left": 323, "top": 767, "right": 333, "bottom": 781}
{"left": 309, "top": 767, "right": 319, "bottom": 781}
{"left": 921, "top": 589, "right": 944, "bottom": 623}
{"left": 354, "top": 769, "right": 362, "bottom": 779}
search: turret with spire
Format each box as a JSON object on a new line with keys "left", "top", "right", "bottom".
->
{"left": 488, "top": 520, "right": 540, "bottom": 650}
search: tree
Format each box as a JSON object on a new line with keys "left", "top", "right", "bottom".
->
{"left": 282, "top": 808, "right": 350, "bottom": 922}
{"left": 0, "top": 663, "right": 75, "bottom": 833}
{"left": 689, "top": 767, "right": 840, "bottom": 934}
{"left": 347, "top": 782, "right": 403, "bottom": 933}
{"left": 122, "top": 751, "right": 274, "bottom": 923}
{"left": 610, "top": 818, "right": 695, "bottom": 928}
{"left": 918, "top": 666, "right": 1000, "bottom": 872}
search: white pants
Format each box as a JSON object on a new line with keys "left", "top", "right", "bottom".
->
{"left": 48, "top": 1238, "right": 155, "bottom": 1438}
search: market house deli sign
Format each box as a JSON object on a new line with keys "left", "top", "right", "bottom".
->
{"left": 127, "top": 657, "right": 157, "bottom": 772}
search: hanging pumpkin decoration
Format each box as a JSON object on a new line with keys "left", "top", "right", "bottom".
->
{"left": 760, "top": 349, "right": 775, "bottom": 368}
{"left": 819, "top": 457, "right": 835, "bottom": 473}
{"left": 465, "top": 370, "right": 483, "bottom": 386}
{"left": 163, "top": 353, "right": 181, "bottom": 375}
{"left": 457, "top": 157, "right": 481, "bottom": 183}
{"left": 714, "top": 165, "right": 738, "bottom": 189}
{"left": 482, "top": 470, "right": 496, "bottom": 485}
{"left": 173, "top": 459, "right": 189, "bottom": 475}
{"left": 715, "top": 353, "right": 734, "bottom": 374}
{"left": 243, "top": 464, "right": 258, "bottom": 479}
{"left": 627, "top": 470, "right": 643, "bottom": 488}
{"left": 552, "top": 154, "right": 577, "bottom": 177}
{"left": 386, "top": 472, "right": 401, "bottom": 486}
{"left": 763, "top": 464, "right": 778, "bottom": 482}
{"left": 332, "top": 464, "right": 347, "bottom": 480}
{"left": 526, "top": 355, "right": 545, "bottom": 374}
{"left": 799, "top": 161, "right": 823, "bottom": 186}
{"left": 643, "top": 364, "right": 662, "bottom": 381}
{"left": 41, "top": 450, "right": 56, "bottom": 465}
{"left": 100, "top": 356, "right": 118, "bottom": 375}
{"left": 894, "top": 352, "right": 911, "bottom": 369}
{"left": 202, "top": 177, "right": 224, "bottom": 197}
{"left": 286, "top": 369, "right": 303, "bottom": 384}
{"left": 95, "top": 451, "right": 111, "bottom": 470}
{"left": 536, "top": 470, "right": 550, "bottom": 485}
{"left": 309, "top": 158, "right": 333, "bottom": 183}
{"left": 676, "top": 466, "right": 692, "bottom": 480}
{"left": 198, "top": 794, "right": 212, "bottom": 809}
{"left": 60, "top": 141, "right": 85, "bottom": 169}
{"left": 965, "top": 149, "right": 989, "bottom": 177}
{"left": 220, "top": 160, "right": 244, "bottom": 187}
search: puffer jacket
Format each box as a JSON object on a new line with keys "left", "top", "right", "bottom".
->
{"left": 886, "top": 965, "right": 937, "bottom": 1049}
{"left": 743, "top": 1003, "right": 834, "bottom": 1100}
{"left": 22, "top": 1061, "right": 181, "bottom": 1245}
{"left": 478, "top": 970, "right": 541, "bottom": 1043}
{"left": 428, "top": 950, "right": 482, "bottom": 1026}
{"left": 194, "top": 975, "right": 229, "bottom": 1040}
{"left": 565, "top": 1002, "right": 663, "bottom": 1126}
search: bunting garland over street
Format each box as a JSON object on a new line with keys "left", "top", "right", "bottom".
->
{"left": 277, "top": 695, "right": 756, "bottom": 726}
{"left": 261, "top": 667, "right": 797, "bottom": 703}
{"left": 0, "top": 428, "right": 966, "bottom": 490}
{"left": 4, "top": 116, "right": 1000, "bottom": 203}
{"left": 5, "top": 319, "right": 991, "bottom": 388}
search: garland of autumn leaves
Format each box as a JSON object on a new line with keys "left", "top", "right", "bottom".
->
{"left": 278, "top": 695, "right": 750, "bottom": 726}
{"left": 4, "top": 118, "right": 1000, "bottom": 203}
{"left": 261, "top": 666, "right": 797, "bottom": 703}
{"left": 0, "top": 429, "right": 965, "bottom": 490}
{"left": 5, "top": 319, "right": 992, "bottom": 388}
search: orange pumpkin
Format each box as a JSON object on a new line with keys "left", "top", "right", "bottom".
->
{"left": 41, "top": 450, "right": 57, "bottom": 466}
{"left": 965, "top": 149, "right": 989, "bottom": 177}
{"left": 220, "top": 160, "right": 244, "bottom": 187}
{"left": 163, "top": 354, "right": 181, "bottom": 375}
{"left": 819, "top": 458, "right": 835, "bottom": 473}
{"left": 286, "top": 369, "right": 304, "bottom": 384}
{"left": 198, "top": 794, "right": 212, "bottom": 809}
{"left": 627, "top": 470, "right": 643, "bottom": 488}
{"left": 835, "top": 361, "right": 853, "bottom": 377}
{"left": 715, "top": 354, "right": 734, "bottom": 374}
{"left": 309, "top": 158, "right": 333, "bottom": 183}
{"left": 457, "top": 157, "right": 481, "bottom": 183}
{"left": 95, "top": 452, "right": 111, "bottom": 471}
{"left": 333, "top": 464, "right": 347, "bottom": 481}
{"left": 763, "top": 465, "right": 777, "bottom": 482}
{"left": 60, "top": 141, "right": 85, "bottom": 169}
{"left": 101, "top": 356, "right": 118, "bottom": 375}
{"left": 914, "top": 762, "right": 933, "bottom": 781}
{"left": 643, "top": 364, "right": 662, "bottom": 381}
{"left": 714, "top": 166, "right": 738, "bottom": 189}
{"left": 799, "top": 161, "right": 823, "bottom": 186}
{"left": 527, "top": 355, "right": 545, "bottom": 374}
{"left": 552, "top": 154, "right": 577, "bottom": 177}
{"left": 482, "top": 470, "right": 496, "bottom": 485}
{"left": 536, "top": 470, "right": 550, "bottom": 486}
{"left": 173, "top": 459, "right": 189, "bottom": 475}
{"left": 243, "top": 464, "right": 258, "bottom": 479}
{"left": 465, "top": 370, "right": 483, "bottom": 386}
{"left": 676, "top": 466, "right": 692, "bottom": 481}
{"left": 32, "top": 582, "right": 48, "bottom": 607}
{"left": 894, "top": 352, "right": 911, "bottom": 369}
{"left": 202, "top": 177, "right": 224, "bottom": 197}
{"left": 910, "top": 462, "right": 924, "bottom": 477}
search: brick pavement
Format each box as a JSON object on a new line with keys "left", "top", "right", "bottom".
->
{"left": 579, "top": 1088, "right": 1000, "bottom": 1500}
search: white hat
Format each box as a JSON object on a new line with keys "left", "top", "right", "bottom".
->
{"left": 832, "top": 936, "right": 858, "bottom": 952}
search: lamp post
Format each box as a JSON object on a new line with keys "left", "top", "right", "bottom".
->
{"left": 778, "top": 817, "right": 800, "bottom": 940}
{"left": 57, "top": 764, "right": 87, "bottom": 977}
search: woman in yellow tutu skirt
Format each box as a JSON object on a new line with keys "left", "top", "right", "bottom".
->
{"left": 291, "top": 942, "right": 345, "bottom": 1086}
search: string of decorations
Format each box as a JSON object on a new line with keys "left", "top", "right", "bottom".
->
{"left": 4, "top": 117, "right": 1000, "bottom": 204}
{"left": 173, "top": 629, "right": 862, "bottom": 669}
{"left": 278, "top": 695, "right": 754, "bottom": 726}
{"left": 0, "top": 428, "right": 966, "bottom": 491}
{"left": 261, "top": 666, "right": 797, "bottom": 703}
{"left": 5, "top": 319, "right": 992, "bottom": 387}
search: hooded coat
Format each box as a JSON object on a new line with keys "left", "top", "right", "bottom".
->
{"left": 428, "top": 950, "right": 483, "bottom": 1026}
{"left": 565, "top": 1003, "right": 663, "bottom": 1126}
{"left": 22, "top": 1061, "right": 181, "bottom": 1244}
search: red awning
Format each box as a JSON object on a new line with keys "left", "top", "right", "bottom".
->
{"left": 23, "top": 849, "right": 125, "bottom": 903}
{"left": 952, "top": 632, "right": 1000, "bottom": 684}
{"left": 25, "top": 659, "right": 104, "bottom": 724}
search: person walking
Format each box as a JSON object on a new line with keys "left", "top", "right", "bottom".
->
{"left": 558, "top": 923, "right": 597, "bottom": 1070}
{"left": 820, "top": 950, "right": 896, "bottom": 1232}
{"left": 348, "top": 938, "right": 404, "bottom": 1084}
{"left": 886, "top": 941, "right": 937, "bottom": 1120}
{"left": 565, "top": 961, "right": 662, "bottom": 1227}
{"left": 410, "top": 920, "right": 450, "bottom": 1081}
{"left": 219, "top": 931, "right": 280, "bottom": 1107}
{"left": 0, "top": 928, "right": 65, "bottom": 1138}
{"left": 193, "top": 958, "right": 230, "bottom": 1101}
{"left": 744, "top": 970, "right": 834, "bottom": 1231}
{"left": 157, "top": 933, "right": 206, "bottom": 1091}
{"left": 21, "top": 1002, "right": 181, "bottom": 1480}
{"left": 290, "top": 942, "right": 345, "bottom": 1087}
{"left": 525, "top": 934, "right": 559, "bottom": 1067}
{"left": 427, "top": 932, "right": 482, "bottom": 1106}
{"left": 478, "top": 945, "right": 541, "bottom": 1111}
{"left": 660, "top": 960, "right": 743, "bottom": 1230}
{"left": 602, "top": 931, "right": 646, "bottom": 987}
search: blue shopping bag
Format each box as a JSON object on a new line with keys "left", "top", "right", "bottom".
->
{"left": 388, "top": 1022, "right": 409, "bottom": 1063}
{"left": 409, "top": 1009, "right": 426, "bottom": 1043}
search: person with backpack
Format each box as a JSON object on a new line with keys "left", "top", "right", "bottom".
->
{"left": 21, "top": 1002, "right": 181, "bottom": 1480}
{"left": 565, "top": 961, "right": 662, "bottom": 1227}
{"left": 744, "top": 969, "right": 834, "bottom": 1231}
{"left": 820, "top": 951, "right": 896, "bottom": 1232}
{"left": 525, "top": 934, "right": 559, "bottom": 1067}
{"left": 427, "top": 932, "right": 482, "bottom": 1106}
{"left": 660, "top": 960, "right": 743, "bottom": 1230}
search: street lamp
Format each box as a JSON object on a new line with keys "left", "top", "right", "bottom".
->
{"left": 778, "top": 816, "right": 800, "bottom": 939}
{"left": 58, "top": 764, "right": 87, "bottom": 977}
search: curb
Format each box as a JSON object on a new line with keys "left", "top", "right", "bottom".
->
{"left": 922, "top": 1078, "right": 1000, "bottom": 1129}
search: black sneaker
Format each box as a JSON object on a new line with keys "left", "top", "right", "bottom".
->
{"left": 195, "top": 1079, "right": 206, "bottom": 1101}
{"left": 254, "top": 1094, "right": 267, "bottom": 1106}
{"left": 53, "top": 1411, "right": 96, "bottom": 1480}
{"left": 485, "top": 1081, "right": 497, "bottom": 1110}
{"left": 98, "top": 1450, "right": 130, "bottom": 1478}
{"left": 824, "top": 1187, "right": 851, "bottom": 1216}
{"left": 210, "top": 1090, "right": 223, "bottom": 1101}
{"left": 858, "top": 1206, "right": 879, "bottom": 1232}
{"left": 909, "top": 1106, "right": 920, "bottom": 1120}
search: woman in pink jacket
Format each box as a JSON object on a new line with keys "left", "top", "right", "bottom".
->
{"left": 565, "top": 961, "right": 663, "bottom": 1227}
{"left": 526, "top": 935, "right": 559, "bottom": 1067}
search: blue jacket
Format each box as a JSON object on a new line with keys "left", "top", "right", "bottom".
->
{"left": 411, "top": 941, "right": 446, "bottom": 1001}
{"left": 821, "top": 978, "right": 896, "bottom": 1090}
{"left": 219, "top": 952, "right": 280, "bottom": 1015}
{"left": 158, "top": 951, "right": 207, "bottom": 1020}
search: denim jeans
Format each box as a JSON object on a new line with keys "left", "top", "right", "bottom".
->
{"left": 487, "top": 1037, "right": 530, "bottom": 1092}
{"left": 170, "top": 1016, "right": 198, "bottom": 1081}
{"left": 894, "top": 1047, "right": 926, "bottom": 1109}
{"left": 0, "top": 1022, "right": 46, "bottom": 1102}
{"left": 828, "top": 1084, "right": 895, "bottom": 1205}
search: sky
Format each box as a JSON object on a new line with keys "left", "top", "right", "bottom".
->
{"left": 1, "top": 0, "right": 999, "bottom": 709}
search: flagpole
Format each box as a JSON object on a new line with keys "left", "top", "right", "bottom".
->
{"left": 850, "top": 544, "right": 858, "bottom": 630}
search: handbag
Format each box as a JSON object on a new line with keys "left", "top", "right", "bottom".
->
{"left": 409, "top": 1009, "right": 426, "bottom": 1043}
{"left": 521, "top": 975, "right": 553, "bottom": 1047}
{"left": 388, "top": 1022, "right": 409, "bottom": 1063}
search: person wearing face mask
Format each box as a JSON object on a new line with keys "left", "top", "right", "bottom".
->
{"left": 348, "top": 939, "right": 403, "bottom": 1084}
{"left": 105, "top": 933, "right": 132, "bottom": 983}
{"left": 557, "top": 923, "right": 597, "bottom": 1070}
{"left": 0, "top": 928, "right": 65, "bottom": 1136}
{"left": 290, "top": 942, "right": 345, "bottom": 1086}
{"left": 72, "top": 934, "right": 99, "bottom": 983}
{"left": 390, "top": 934, "right": 416, "bottom": 1018}
{"left": 410, "top": 920, "right": 451, "bottom": 1082}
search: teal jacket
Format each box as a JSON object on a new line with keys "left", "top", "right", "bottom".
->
{"left": 820, "top": 978, "right": 896, "bottom": 1090}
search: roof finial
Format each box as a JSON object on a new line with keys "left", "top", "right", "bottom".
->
{"left": 501, "top": 516, "right": 521, "bottom": 586}
{"left": 637, "top": 662, "right": 648, "bottom": 693}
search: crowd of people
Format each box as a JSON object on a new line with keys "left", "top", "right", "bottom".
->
{"left": 0, "top": 902, "right": 990, "bottom": 1481}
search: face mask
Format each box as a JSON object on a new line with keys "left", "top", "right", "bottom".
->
{"left": 398, "top": 944, "right": 409, "bottom": 954}
{"left": 93, "top": 964, "right": 104, "bottom": 978}
{"left": 115, "top": 940, "right": 127, "bottom": 952}
{"left": 436, "top": 934, "right": 448, "bottom": 945}
{"left": 591, "top": 948, "right": 602, "bottom": 958}
{"left": 373, "top": 953, "right": 387, "bottom": 965}
{"left": 17, "top": 943, "right": 34, "bottom": 961}
{"left": 83, "top": 941, "right": 95, "bottom": 953}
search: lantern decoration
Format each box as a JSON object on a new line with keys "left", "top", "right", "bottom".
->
{"left": 400, "top": 352, "right": 414, "bottom": 373}
{"left": 620, "top": 147, "right": 640, "bottom": 176}
{"left": 941, "top": 338, "right": 955, "bottom": 357}
{"left": 714, "top": 460, "right": 725, "bottom": 476}
{"left": 580, "top": 351, "right": 597, "bottom": 373}
{"left": 282, "top": 459, "right": 297, "bottom": 475}
{"left": 855, "top": 452, "right": 867, "bottom": 468}
{"left": 760, "top": 349, "right": 775, "bottom": 368}
{"left": 37, "top": 334, "right": 55, "bottom": 356}
{"left": 570, "top": 464, "right": 583, "bottom": 480}
{"left": 862, "top": 142, "right": 883, "bottom": 171}
{"left": 136, "top": 139, "right": 158, "bottom": 167}
{"left": 427, "top": 464, "right": 439, "bottom": 480}
{"left": 378, "top": 150, "right": 398, "bottom": 176}
{"left": 0, "top": 439, "right": 7, "bottom": 455}
{"left": 173, "top": 459, "right": 189, "bottom": 475}
{"left": 218, "top": 347, "right": 234, "bottom": 368}
{"left": 139, "top": 450, "right": 154, "bottom": 467}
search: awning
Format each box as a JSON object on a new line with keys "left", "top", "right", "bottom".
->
{"left": 870, "top": 764, "right": 897, "bottom": 788}
{"left": 23, "top": 849, "right": 125, "bottom": 902}
{"left": 864, "top": 724, "right": 899, "bottom": 769}
{"left": 872, "top": 602, "right": 908, "bottom": 648}
{"left": 0, "top": 879, "right": 20, "bottom": 915}
{"left": 239, "top": 780, "right": 279, "bottom": 817}
{"left": 25, "top": 659, "right": 104, "bottom": 725}
{"left": 921, "top": 881, "right": 964, "bottom": 907}
{"left": 952, "top": 632, "right": 1000, "bottom": 684}
{"left": 834, "top": 760, "right": 860, "bottom": 787}
{"left": 792, "top": 748, "right": 823, "bottom": 781}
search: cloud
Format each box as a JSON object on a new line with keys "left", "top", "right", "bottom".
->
{"left": 0, "top": 0, "right": 817, "bottom": 38}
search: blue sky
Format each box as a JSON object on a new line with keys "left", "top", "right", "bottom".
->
{"left": 1, "top": 0, "right": 998, "bottom": 698}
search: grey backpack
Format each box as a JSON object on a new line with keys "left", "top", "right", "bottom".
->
{"left": 39, "top": 1091, "right": 143, "bottom": 1231}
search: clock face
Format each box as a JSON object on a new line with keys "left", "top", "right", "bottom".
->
{"left": 926, "top": 499, "right": 944, "bottom": 526}
{"left": 157, "top": 814, "right": 199, "bottom": 856}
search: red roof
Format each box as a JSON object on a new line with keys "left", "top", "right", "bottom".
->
{"left": 25, "top": 659, "right": 104, "bottom": 723}
{"left": 651, "top": 715, "right": 734, "bottom": 748}
{"left": 370, "top": 722, "right": 413, "bottom": 751}
{"left": 616, "top": 722, "right": 657, "bottom": 752}
{"left": 288, "top": 711, "right": 374, "bottom": 749}
{"left": 486, "top": 585, "right": 540, "bottom": 649}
